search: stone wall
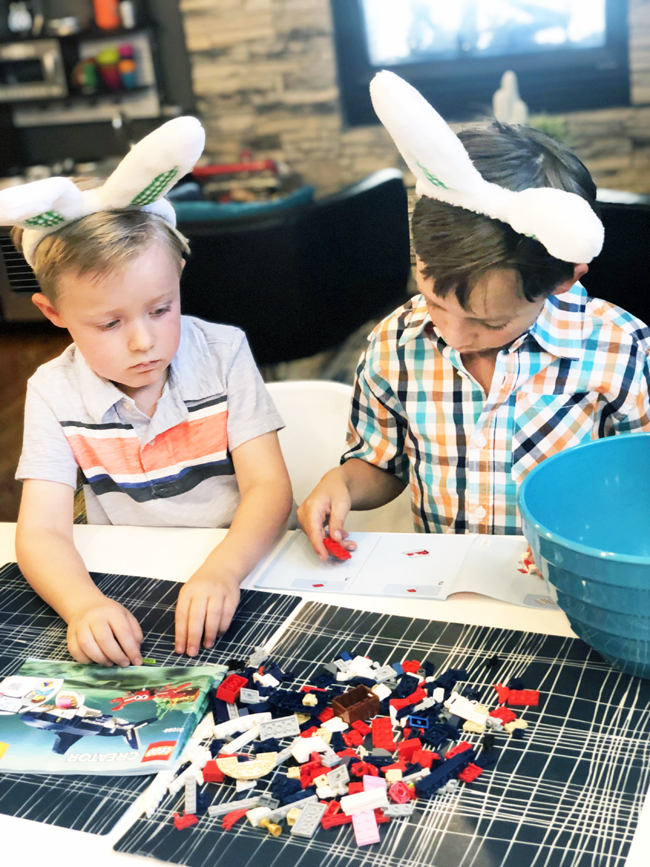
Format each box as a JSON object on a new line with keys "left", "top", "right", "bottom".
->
{"left": 179, "top": 0, "right": 650, "bottom": 195}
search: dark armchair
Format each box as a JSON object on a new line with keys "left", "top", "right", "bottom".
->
{"left": 177, "top": 169, "right": 412, "bottom": 365}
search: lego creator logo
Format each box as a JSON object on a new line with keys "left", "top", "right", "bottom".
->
{"left": 141, "top": 741, "right": 176, "bottom": 762}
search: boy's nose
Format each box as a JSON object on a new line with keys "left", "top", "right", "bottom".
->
{"left": 128, "top": 322, "right": 155, "bottom": 352}
{"left": 440, "top": 318, "right": 475, "bottom": 351}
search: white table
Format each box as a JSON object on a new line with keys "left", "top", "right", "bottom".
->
{"left": 0, "top": 522, "right": 647, "bottom": 866}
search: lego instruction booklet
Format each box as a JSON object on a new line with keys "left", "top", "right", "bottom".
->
{"left": 0, "top": 658, "right": 227, "bottom": 775}
{"left": 255, "top": 531, "right": 558, "bottom": 609}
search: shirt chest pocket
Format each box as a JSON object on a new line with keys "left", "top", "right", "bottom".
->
{"left": 511, "top": 391, "right": 597, "bottom": 484}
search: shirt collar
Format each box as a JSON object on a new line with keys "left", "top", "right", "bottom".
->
{"left": 527, "top": 282, "right": 591, "bottom": 359}
{"left": 398, "top": 284, "right": 591, "bottom": 360}
{"left": 74, "top": 315, "right": 224, "bottom": 424}
{"left": 398, "top": 295, "right": 433, "bottom": 346}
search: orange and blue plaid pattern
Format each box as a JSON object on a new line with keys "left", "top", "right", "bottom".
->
{"left": 343, "top": 284, "right": 650, "bottom": 534}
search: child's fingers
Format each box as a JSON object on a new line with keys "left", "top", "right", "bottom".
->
{"left": 202, "top": 595, "right": 223, "bottom": 650}
{"left": 91, "top": 620, "right": 133, "bottom": 667}
{"left": 110, "top": 615, "right": 143, "bottom": 667}
{"left": 175, "top": 590, "right": 190, "bottom": 654}
{"left": 185, "top": 595, "right": 208, "bottom": 657}
{"left": 217, "top": 591, "right": 238, "bottom": 637}
{"left": 75, "top": 627, "right": 113, "bottom": 666}
{"left": 67, "top": 631, "right": 94, "bottom": 665}
{"left": 127, "top": 610, "right": 144, "bottom": 646}
{"left": 327, "top": 499, "right": 350, "bottom": 544}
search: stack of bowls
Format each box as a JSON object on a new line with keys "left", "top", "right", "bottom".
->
{"left": 517, "top": 433, "right": 650, "bottom": 679}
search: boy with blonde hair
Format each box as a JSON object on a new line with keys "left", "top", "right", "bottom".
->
{"left": 3, "top": 118, "right": 293, "bottom": 665}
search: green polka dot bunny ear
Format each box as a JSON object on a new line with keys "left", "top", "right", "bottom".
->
{"left": 370, "top": 71, "right": 604, "bottom": 263}
{"left": 0, "top": 115, "right": 205, "bottom": 267}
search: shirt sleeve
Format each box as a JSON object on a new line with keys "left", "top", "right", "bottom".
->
{"left": 611, "top": 349, "right": 650, "bottom": 433}
{"left": 225, "top": 331, "right": 285, "bottom": 452}
{"left": 15, "top": 382, "right": 79, "bottom": 488}
{"left": 341, "top": 349, "right": 410, "bottom": 483}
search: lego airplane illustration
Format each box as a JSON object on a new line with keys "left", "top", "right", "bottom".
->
{"left": 19, "top": 703, "right": 157, "bottom": 754}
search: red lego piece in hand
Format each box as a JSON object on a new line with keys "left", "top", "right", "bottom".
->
{"left": 216, "top": 673, "right": 248, "bottom": 704}
{"left": 174, "top": 812, "right": 199, "bottom": 830}
{"left": 507, "top": 689, "right": 540, "bottom": 707}
{"left": 457, "top": 763, "right": 483, "bottom": 784}
{"left": 323, "top": 537, "right": 352, "bottom": 560}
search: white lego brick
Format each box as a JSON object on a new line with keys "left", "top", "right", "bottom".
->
{"left": 253, "top": 672, "right": 281, "bottom": 688}
{"left": 219, "top": 724, "right": 260, "bottom": 754}
{"left": 208, "top": 796, "right": 260, "bottom": 818}
{"left": 246, "top": 806, "right": 272, "bottom": 827}
{"left": 236, "top": 779, "right": 256, "bottom": 792}
{"left": 290, "top": 735, "right": 329, "bottom": 764}
{"left": 372, "top": 665, "right": 396, "bottom": 683}
{"left": 316, "top": 784, "right": 337, "bottom": 799}
{"left": 290, "top": 802, "right": 328, "bottom": 838}
{"left": 384, "top": 801, "right": 415, "bottom": 817}
{"left": 227, "top": 703, "right": 240, "bottom": 720}
{"left": 402, "top": 767, "right": 431, "bottom": 783}
{"left": 266, "top": 794, "right": 318, "bottom": 822}
{"left": 213, "top": 712, "right": 271, "bottom": 740}
{"left": 371, "top": 683, "right": 392, "bottom": 701}
{"left": 184, "top": 776, "right": 197, "bottom": 814}
{"left": 259, "top": 714, "right": 301, "bottom": 740}
{"left": 433, "top": 687, "right": 445, "bottom": 703}
{"left": 321, "top": 716, "right": 349, "bottom": 733}
{"left": 444, "top": 693, "right": 489, "bottom": 727}
{"left": 340, "top": 787, "right": 389, "bottom": 816}
{"left": 240, "top": 688, "right": 261, "bottom": 704}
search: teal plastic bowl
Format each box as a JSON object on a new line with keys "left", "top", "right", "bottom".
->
{"left": 517, "top": 433, "right": 650, "bottom": 679}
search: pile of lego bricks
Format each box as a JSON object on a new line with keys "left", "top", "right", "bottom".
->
{"left": 153, "top": 647, "right": 540, "bottom": 847}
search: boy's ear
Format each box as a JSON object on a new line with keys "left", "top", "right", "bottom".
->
{"left": 550, "top": 263, "right": 588, "bottom": 296}
{"left": 31, "top": 292, "right": 66, "bottom": 327}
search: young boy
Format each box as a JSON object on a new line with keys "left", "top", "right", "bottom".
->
{"left": 299, "top": 72, "right": 650, "bottom": 559}
{"left": 5, "top": 118, "right": 293, "bottom": 665}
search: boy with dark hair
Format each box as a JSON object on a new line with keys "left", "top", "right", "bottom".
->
{"left": 299, "top": 72, "right": 650, "bottom": 557}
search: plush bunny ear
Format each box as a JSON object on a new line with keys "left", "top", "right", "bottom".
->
{"left": 370, "top": 70, "right": 485, "bottom": 196}
{"left": 97, "top": 116, "right": 205, "bottom": 210}
{"left": 0, "top": 176, "right": 86, "bottom": 229}
{"left": 370, "top": 70, "right": 604, "bottom": 263}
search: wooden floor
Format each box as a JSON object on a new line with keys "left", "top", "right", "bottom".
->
{"left": 0, "top": 324, "right": 72, "bottom": 522}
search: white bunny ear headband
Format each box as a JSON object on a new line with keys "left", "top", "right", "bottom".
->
{"left": 370, "top": 71, "right": 604, "bottom": 263}
{"left": 0, "top": 115, "right": 205, "bottom": 267}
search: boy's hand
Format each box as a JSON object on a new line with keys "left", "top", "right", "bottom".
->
{"left": 67, "top": 599, "right": 143, "bottom": 667}
{"left": 175, "top": 570, "right": 240, "bottom": 657}
{"left": 297, "top": 471, "right": 357, "bottom": 562}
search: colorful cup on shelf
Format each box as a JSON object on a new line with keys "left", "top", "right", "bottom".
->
{"left": 96, "top": 46, "right": 122, "bottom": 90}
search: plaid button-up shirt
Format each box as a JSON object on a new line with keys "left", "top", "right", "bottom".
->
{"left": 342, "top": 284, "right": 650, "bottom": 534}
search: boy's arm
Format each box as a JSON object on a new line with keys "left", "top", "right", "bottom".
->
{"left": 298, "top": 459, "right": 406, "bottom": 561}
{"left": 174, "top": 430, "right": 292, "bottom": 657}
{"left": 16, "top": 479, "right": 143, "bottom": 666}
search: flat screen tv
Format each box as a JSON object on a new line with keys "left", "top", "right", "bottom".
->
{"left": 331, "top": 0, "right": 630, "bottom": 124}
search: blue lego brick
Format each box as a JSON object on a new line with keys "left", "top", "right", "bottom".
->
{"left": 422, "top": 661, "right": 436, "bottom": 678}
{"left": 213, "top": 698, "right": 231, "bottom": 724}
{"left": 209, "top": 739, "right": 225, "bottom": 757}
{"left": 408, "top": 715, "right": 430, "bottom": 729}
{"left": 330, "top": 732, "right": 346, "bottom": 753}
{"left": 475, "top": 753, "right": 498, "bottom": 769}
{"left": 282, "top": 785, "right": 317, "bottom": 805}
{"left": 271, "top": 775, "right": 302, "bottom": 802}
{"left": 512, "top": 728, "right": 525, "bottom": 740}
{"left": 243, "top": 701, "right": 271, "bottom": 714}
{"left": 252, "top": 737, "right": 281, "bottom": 753}
{"left": 394, "top": 674, "right": 419, "bottom": 697}
{"left": 310, "top": 670, "right": 336, "bottom": 688}
{"left": 340, "top": 651, "right": 353, "bottom": 662}
{"left": 507, "top": 677, "right": 525, "bottom": 690}
{"left": 414, "top": 749, "right": 476, "bottom": 797}
{"left": 196, "top": 789, "right": 212, "bottom": 813}
{"left": 391, "top": 663, "right": 404, "bottom": 676}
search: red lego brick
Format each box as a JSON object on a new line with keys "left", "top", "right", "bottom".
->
{"left": 397, "top": 737, "right": 422, "bottom": 762}
{"left": 457, "top": 763, "right": 483, "bottom": 784}
{"left": 445, "top": 741, "right": 473, "bottom": 759}
{"left": 400, "top": 660, "right": 422, "bottom": 673}
{"left": 374, "top": 808, "right": 391, "bottom": 824}
{"left": 390, "top": 688, "right": 426, "bottom": 711}
{"left": 351, "top": 719, "right": 372, "bottom": 736}
{"left": 507, "top": 689, "right": 539, "bottom": 707}
{"left": 381, "top": 760, "right": 407, "bottom": 774}
{"left": 174, "top": 812, "right": 199, "bottom": 830}
{"left": 489, "top": 707, "right": 517, "bottom": 724}
{"left": 388, "top": 781, "right": 412, "bottom": 804}
{"left": 216, "top": 673, "right": 248, "bottom": 704}
{"left": 323, "top": 537, "right": 352, "bottom": 560}
{"left": 348, "top": 782, "right": 365, "bottom": 794}
{"left": 493, "top": 683, "right": 511, "bottom": 704}
{"left": 371, "top": 717, "right": 396, "bottom": 751}
{"left": 402, "top": 727, "right": 412, "bottom": 738}
{"left": 337, "top": 748, "right": 358, "bottom": 758}
{"left": 318, "top": 707, "right": 334, "bottom": 723}
{"left": 202, "top": 760, "right": 225, "bottom": 784}
{"left": 300, "top": 726, "right": 319, "bottom": 738}
{"left": 321, "top": 800, "right": 353, "bottom": 829}
{"left": 412, "top": 749, "right": 439, "bottom": 769}
{"left": 351, "top": 761, "right": 378, "bottom": 777}
{"left": 343, "top": 729, "right": 364, "bottom": 747}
